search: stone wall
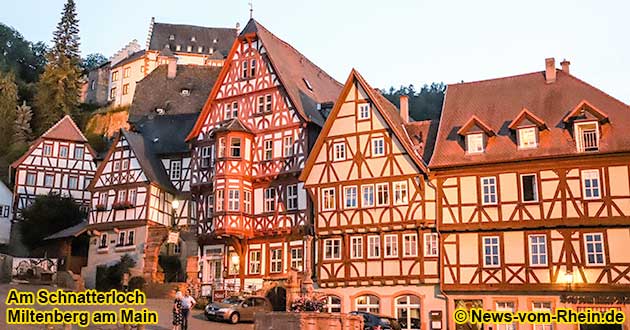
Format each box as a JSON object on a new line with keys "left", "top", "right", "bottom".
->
{"left": 254, "top": 312, "right": 363, "bottom": 330}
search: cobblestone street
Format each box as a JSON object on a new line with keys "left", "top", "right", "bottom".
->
{"left": 0, "top": 284, "right": 254, "bottom": 330}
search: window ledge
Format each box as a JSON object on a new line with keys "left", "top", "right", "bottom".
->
{"left": 97, "top": 247, "right": 108, "bottom": 253}
{"left": 114, "top": 245, "right": 136, "bottom": 252}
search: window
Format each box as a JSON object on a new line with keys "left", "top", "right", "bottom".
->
{"left": 495, "top": 301, "right": 516, "bottom": 330}
{"left": 395, "top": 295, "right": 421, "bottom": 330}
{"left": 270, "top": 248, "right": 282, "bottom": 273}
{"left": 265, "top": 94, "right": 272, "bottom": 112}
{"left": 323, "top": 296, "right": 341, "bottom": 313}
{"left": 368, "top": 235, "right": 381, "bottom": 258}
{"left": 122, "top": 84, "right": 129, "bottom": 95}
{"left": 466, "top": 133, "right": 484, "bottom": 153}
{"left": 333, "top": 142, "right": 346, "bottom": 161}
{"left": 264, "top": 139, "right": 273, "bottom": 160}
{"left": 113, "top": 160, "right": 121, "bottom": 171}
{"left": 175, "top": 45, "right": 181, "bottom": 51}
{"left": 243, "top": 190, "right": 252, "bottom": 213}
{"left": 127, "top": 230, "right": 134, "bottom": 245}
{"left": 74, "top": 146, "right": 84, "bottom": 159}
{"left": 206, "top": 195, "right": 214, "bottom": 218}
{"left": 321, "top": 188, "right": 335, "bottom": 211}
{"left": 112, "top": 71, "right": 119, "bottom": 81}
{"left": 424, "top": 233, "right": 438, "bottom": 257}
{"left": 186, "top": 45, "right": 192, "bottom": 52}
{"left": 201, "top": 146, "right": 211, "bottom": 168}
{"left": 231, "top": 102, "right": 238, "bottom": 118}
{"left": 483, "top": 236, "right": 500, "bottom": 267}
{"left": 180, "top": 89, "right": 190, "bottom": 96}
{"left": 170, "top": 160, "right": 182, "bottom": 180}
{"left": 250, "top": 59, "right": 256, "bottom": 77}
{"left": 98, "top": 192, "right": 108, "bottom": 207}
{"left": 283, "top": 136, "right": 294, "bottom": 157}
{"left": 384, "top": 234, "right": 398, "bottom": 257}
{"left": 518, "top": 127, "right": 537, "bottom": 149}
{"left": 84, "top": 177, "right": 92, "bottom": 189}
{"left": 228, "top": 189, "right": 240, "bottom": 211}
{"left": 290, "top": 247, "right": 303, "bottom": 271}
{"left": 43, "top": 144, "right": 52, "bottom": 156}
{"left": 344, "top": 186, "right": 357, "bottom": 209}
{"left": 230, "top": 138, "right": 241, "bottom": 158}
{"left": 118, "top": 231, "right": 126, "bottom": 246}
{"left": 249, "top": 250, "right": 261, "bottom": 274}
{"left": 403, "top": 234, "right": 418, "bottom": 257}
{"left": 257, "top": 96, "right": 265, "bottom": 113}
{"left": 350, "top": 236, "right": 363, "bottom": 259}
{"left": 532, "top": 302, "right": 553, "bottom": 330}
{"left": 218, "top": 138, "right": 226, "bottom": 158}
{"left": 241, "top": 60, "right": 249, "bottom": 79}
{"left": 359, "top": 103, "right": 370, "bottom": 119}
{"left": 59, "top": 145, "right": 68, "bottom": 158}
{"left": 264, "top": 187, "right": 275, "bottom": 212}
{"left": 372, "top": 138, "right": 385, "bottom": 156}
{"left": 520, "top": 174, "right": 538, "bottom": 202}
{"left": 44, "top": 174, "right": 54, "bottom": 188}
{"left": 529, "top": 235, "right": 547, "bottom": 266}
{"left": 198, "top": 46, "right": 203, "bottom": 53}
{"left": 128, "top": 189, "right": 137, "bottom": 205}
{"left": 287, "top": 184, "right": 298, "bottom": 210}
{"left": 376, "top": 183, "right": 389, "bottom": 206}
{"left": 169, "top": 34, "right": 175, "bottom": 40}
{"left": 323, "top": 238, "right": 341, "bottom": 260}
{"left": 355, "top": 295, "right": 380, "bottom": 314}
{"left": 117, "top": 190, "right": 127, "bottom": 203}
{"left": 2, "top": 206, "right": 9, "bottom": 217}
{"left": 216, "top": 189, "right": 224, "bottom": 212}
{"left": 362, "top": 185, "right": 374, "bottom": 207}
{"left": 123, "top": 67, "right": 130, "bottom": 78}
{"left": 481, "top": 176, "right": 497, "bottom": 205}
{"left": 393, "top": 181, "right": 408, "bottom": 205}
{"left": 67, "top": 176, "right": 78, "bottom": 190}
{"left": 99, "top": 234, "right": 108, "bottom": 249}
{"left": 582, "top": 170, "right": 601, "bottom": 200}
{"left": 26, "top": 172, "right": 36, "bottom": 186}
{"left": 575, "top": 122, "right": 599, "bottom": 152}
{"left": 110, "top": 87, "right": 117, "bottom": 100}
{"left": 584, "top": 233, "right": 605, "bottom": 266}
{"left": 122, "top": 159, "right": 129, "bottom": 170}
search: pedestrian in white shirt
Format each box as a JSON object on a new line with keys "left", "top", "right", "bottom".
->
{"left": 181, "top": 289, "right": 196, "bottom": 330}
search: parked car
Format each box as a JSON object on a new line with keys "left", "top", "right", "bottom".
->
{"left": 350, "top": 311, "right": 402, "bottom": 330}
{"left": 205, "top": 296, "right": 272, "bottom": 324}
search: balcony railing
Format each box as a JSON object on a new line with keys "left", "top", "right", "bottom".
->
{"left": 579, "top": 129, "right": 599, "bottom": 152}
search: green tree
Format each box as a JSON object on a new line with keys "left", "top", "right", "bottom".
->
{"left": 34, "top": 0, "right": 82, "bottom": 134}
{"left": 20, "top": 193, "right": 86, "bottom": 249}
{"left": 13, "top": 101, "right": 33, "bottom": 144}
{"left": 81, "top": 53, "right": 107, "bottom": 74}
{"left": 382, "top": 82, "right": 446, "bottom": 121}
{"left": 0, "top": 71, "right": 18, "bottom": 151}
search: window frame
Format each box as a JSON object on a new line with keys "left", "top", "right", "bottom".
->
{"left": 368, "top": 235, "right": 381, "bottom": 259}
{"left": 344, "top": 186, "right": 358, "bottom": 209}
{"left": 283, "top": 136, "right": 294, "bottom": 157}
{"left": 520, "top": 173, "right": 539, "bottom": 203}
{"left": 263, "top": 139, "right": 273, "bottom": 160}
{"left": 290, "top": 247, "right": 303, "bottom": 271}
{"left": 350, "top": 236, "right": 363, "bottom": 259}
{"left": 372, "top": 137, "right": 385, "bottom": 156}
{"left": 230, "top": 137, "right": 241, "bottom": 158}
{"left": 581, "top": 169, "right": 601, "bottom": 200}
{"left": 424, "top": 233, "right": 438, "bottom": 257}
{"left": 481, "top": 176, "right": 498, "bottom": 205}
{"left": 466, "top": 133, "right": 485, "bottom": 154}
{"left": 321, "top": 187, "right": 336, "bottom": 211}
{"left": 270, "top": 248, "right": 283, "bottom": 273}
{"left": 249, "top": 250, "right": 261, "bottom": 274}
{"left": 170, "top": 160, "right": 182, "bottom": 180}
{"left": 73, "top": 146, "right": 84, "bottom": 159}
{"left": 286, "top": 184, "right": 298, "bottom": 210}
{"left": 384, "top": 234, "right": 398, "bottom": 258}
{"left": 323, "top": 238, "right": 341, "bottom": 260}
{"left": 264, "top": 187, "right": 276, "bottom": 213}
{"left": 376, "top": 183, "right": 389, "bottom": 206}
{"left": 361, "top": 184, "right": 374, "bottom": 207}
{"left": 574, "top": 121, "right": 599, "bottom": 152}
{"left": 403, "top": 233, "right": 418, "bottom": 257}
{"left": 482, "top": 236, "right": 501, "bottom": 267}
{"left": 584, "top": 233, "right": 605, "bottom": 266}
{"left": 227, "top": 189, "right": 240, "bottom": 212}
{"left": 333, "top": 142, "right": 346, "bottom": 161}
{"left": 358, "top": 103, "right": 370, "bottom": 120}
{"left": 393, "top": 181, "right": 408, "bottom": 205}
{"left": 528, "top": 234, "right": 548, "bottom": 267}
{"left": 517, "top": 126, "right": 538, "bottom": 149}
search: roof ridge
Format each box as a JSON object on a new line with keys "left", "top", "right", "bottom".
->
{"left": 41, "top": 115, "right": 88, "bottom": 142}
{"left": 450, "top": 70, "right": 544, "bottom": 87}
{"left": 154, "top": 21, "right": 237, "bottom": 31}
{"left": 558, "top": 70, "right": 630, "bottom": 109}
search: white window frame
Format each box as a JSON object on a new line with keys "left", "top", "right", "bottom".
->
{"left": 128, "top": 189, "right": 137, "bottom": 205}
{"left": 581, "top": 169, "right": 601, "bottom": 200}
{"left": 368, "top": 235, "right": 381, "bottom": 259}
{"left": 529, "top": 234, "right": 548, "bottom": 266}
{"left": 264, "top": 187, "right": 275, "bottom": 212}
{"left": 372, "top": 137, "right": 385, "bottom": 156}
{"left": 483, "top": 236, "right": 501, "bottom": 267}
{"left": 74, "top": 146, "right": 84, "bottom": 159}
{"left": 99, "top": 233, "right": 108, "bottom": 249}
{"left": 575, "top": 121, "right": 599, "bottom": 152}
{"left": 170, "top": 160, "right": 182, "bottom": 180}
{"left": 466, "top": 133, "right": 484, "bottom": 154}
{"left": 350, "top": 236, "right": 363, "bottom": 259}
{"left": 344, "top": 186, "right": 358, "bottom": 209}
{"left": 265, "top": 94, "right": 272, "bottom": 112}
{"left": 321, "top": 187, "right": 336, "bottom": 211}
{"left": 249, "top": 250, "right": 261, "bottom": 274}
{"left": 495, "top": 301, "right": 516, "bottom": 330}
{"left": 127, "top": 229, "right": 135, "bottom": 245}
{"left": 424, "top": 233, "right": 438, "bottom": 257}
{"left": 270, "top": 248, "right": 283, "bottom": 273}
{"left": 481, "top": 176, "right": 498, "bottom": 205}
{"left": 228, "top": 189, "right": 240, "bottom": 211}
{"left": 532, "top": 302, "right": 553, "bottom": 330}
{"left": 26, "top": 172, "right": 36, "bottom": 186}
{"left": 355, "top": 295, "right": 380, "bottom": 314}
{"left": 324, "top": 296, "right": 342, "bottom": 313}
{"left": 584, "top": 233, "right": 605, "bottom": 266}
{"left": 358, "top": 103, "right": 370, "bottom": 119}
{"left": 44, "top": 174, "right": 54, "bottom": 188}
{"left": 333, "top": 142, "right": 346, "bottom": 161}
{"left": 264, "top": 139, "right": 273, "bottom": 160}
{"left": 384, "top": 234, "right": 398, "bottom": 258}
{"left": 59, "top": 145, "right": 68, "bottom": 158}
{"left": 286, "top": 184, "right": 298, "bottom": 210}
{"left": 403, "top": 234, "right": 418, "bottom": 257}
{"left": 323, "top": 238, "right": 341, "bottom": 260}
{"left": 393, "top": 181, "right": 408, "bottom": 205}
{"left": 518, "top": 127, "right": 538, "bottom": 149}
{"left": 216, "top": 189, "right": 224, "bottom": 212}
{"left": 520, "top": 173, "right": 538, "bottom": 203}
{"left": 43, "top": 143, "right": 52, "bottom": 156}
{"left": 290, "top": 247, "right": 303, "bottom": 271}
{"left": 243, "top": 190, "right": 251, "bottom": 213}
{"left": 283, "top": 136, "right": 294, "bottom": 157}
{"left": 361, "top": 184, "right": 374, "bottom": 207}
{"left": 67, "top": 176, "right": 78, "bottom": 190}
{"left": 376, "top": 183, "right": 389, "bottom": 206}
{"left": 257, "top": 95, "right": 265, "bottom": 113}
{"left": 200, "top": 146, "right": 211, "bottom": 168}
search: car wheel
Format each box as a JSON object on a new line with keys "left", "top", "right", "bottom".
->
{"left": 229, "top": 312, "right": 240, "bottom": 324}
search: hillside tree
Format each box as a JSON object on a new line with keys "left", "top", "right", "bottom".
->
{"left": 0, "top": 71, "right": 18, "bottom": 151}
{"left": 13, "top": 101, "right": 33, "bottom": 144}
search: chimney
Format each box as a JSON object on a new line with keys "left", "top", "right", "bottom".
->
{"left": 545, "top": 58, "right": 556, "bottom": 84}
{"left": 561, "top": 59, "right": 571, "bottom": 74}
{"left": 400, "top": 95, "right": 409, "bottom": 123}
{"left": 167, "top": 57, "right": 177, "bottom": 79}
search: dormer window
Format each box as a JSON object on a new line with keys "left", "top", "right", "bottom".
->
{"left": 169, "top": 35, "right": 175, "bottom": 40}
{"left": 575, "top": 121, "right": 599, "bottom": 152}
{"left": 517, "top": 127, "right": 538, "bottom": 149}
{"left": 190, "top": 36, "right": 196, "bottom": 42}
{"left": 181, "top": 89, "right": 190, "bottom": 96}
{"left": 466, "top": 133, "right": 484, "bottom": 154}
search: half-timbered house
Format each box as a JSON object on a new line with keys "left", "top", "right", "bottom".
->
{"left": 83, "top": 63, "right": 221, "bottom": 288}
{"left": 11, "top": 115, "right": 97, "bottom": 217}
{"left": 186, "top": 19, "right": 342, "bottom": 305}
{"left": 430, "top": 58, "right": 630, "bottom": 330}
{"left": 0, "top": 181, "right": 13, "bottom": 245}
{"left": 300, "top": 70, "right": 446, "bottom": 329}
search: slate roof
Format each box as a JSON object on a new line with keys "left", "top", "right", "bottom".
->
{"left": 430, "top": 69, "right": 630, "bottom": 168}
{"left": 121, "top": 129, "right": 177, "bottom": 193}
{"left": 148, "top": 22, "right": 236, "bottom": 59}
{"left": 129, "top": 64, "right": 221, "bottom": 122}
{"left": 133, "top": 114, "right": 198, "bottom": 155}
{"left": 44, "top": 221, "right": 87, "bottom": 240}
{"left": 213, "top": 118, "right": 253, "bottom": 134}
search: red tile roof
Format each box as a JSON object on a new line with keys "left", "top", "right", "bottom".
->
{"left": 429, "top": 69, "right": 630, "bottom": 169}
{"left": 41, "top": 115, "right": 88, "bottom": 142}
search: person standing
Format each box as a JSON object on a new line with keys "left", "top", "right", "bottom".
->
{"left": 172, "top": 290, "right": 184, "bottom": 330}
{"left": 181, "top": 289, "right": 197, "bottom": 330}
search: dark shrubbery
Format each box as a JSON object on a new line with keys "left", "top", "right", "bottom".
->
{"left": 95, "top": 254, "right": 136, "bottom": 291}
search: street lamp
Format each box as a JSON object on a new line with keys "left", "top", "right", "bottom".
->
{"left": 171, "top": 199, "right": 180, "bottom": 228}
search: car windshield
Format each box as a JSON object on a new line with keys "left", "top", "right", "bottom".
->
{"left": 222, "top": 297, "right": 244, "bottom": 305}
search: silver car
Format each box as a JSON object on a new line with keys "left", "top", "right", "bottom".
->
{"left": 205, "top": 296, "right": 272, "bottom": 324}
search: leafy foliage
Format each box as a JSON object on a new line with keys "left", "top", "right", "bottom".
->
{"left": 13, "top": 101, "right": 33, "bottom": 144}
{"left": 0, "top": 71, "right": 18, "bottom": 152}
{"left": 20, "top": 193, "right": 86, "bottom": 249}
{"left": 290, "top": 296, "right": 325, "bottom": 312}
{"left": 128, "top": 276, "right": 146, "bottom": 291}
{"left": 81, "top": 53, "right": 107, "bottom": 74}
{"left": 381, "top": 82, "right": 446, "bottom": 121}
{"left": 51, "top": 0, "right": 81, "bottom": 65}
{"left": 0, "top": 23, "right": 47, "bottom": 85}
{"left": 158, "top": 255, "right": 183, "bottom": 282}
{"left": 95, "top": 254, "right": 137, "bottom": 291}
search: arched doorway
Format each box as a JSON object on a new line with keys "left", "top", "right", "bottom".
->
{"left": 265, "top": 286, "right": 287, "bottom": 311}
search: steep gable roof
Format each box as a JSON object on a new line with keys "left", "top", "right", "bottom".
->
{"left": 148, "top": 21, "right": 237, "bottom": 58}
{"left": 41, "top": 115, "right": 88, "bottom": 142}
{"left": 508, "top": 108, "right": 546, "bottom": 130}
{"left": 301, "top": 69, "right": 428, "bottom": 181}
{"left": 430, "top": 69, "right": 630, "bottom": 169}
{"left": 186, "top": 19, "right": 342, "bottom": 141}
{"left": 120, "top": 129, "right": 177, "bottom": 193}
